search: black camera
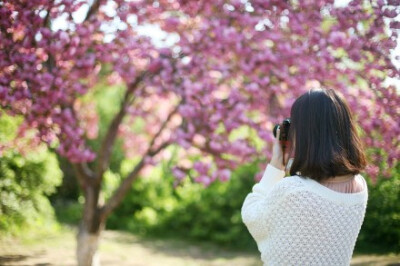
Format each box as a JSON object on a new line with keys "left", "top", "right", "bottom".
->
{"left": 273, "top": 118, "right": 291, "bottom": 142}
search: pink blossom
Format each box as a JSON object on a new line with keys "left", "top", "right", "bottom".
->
{"left": 0, "top": 0, "right": 398, "bottom": 177}
{"left": 218, "top": 169, "right": 231, "bottom": 182}
{"left": 365, "top": 165, "right": 380, "bottom": 183}
{"left": 390, "top": 21, "right": 400, "bottom": 30}
{"left": 172, "top": 167, "right": 186, "bottom": 180}
{"left": 387, "top": 0, "right": 400, "bottom": 5}
{"left": 254, "top": 171, "right": 263, "bottom": 182}
{"left": 195, "top": 175, "right": 212, "bottom": 187}
{"left": 328, "top": 31, "right": 349, "bottom": 48}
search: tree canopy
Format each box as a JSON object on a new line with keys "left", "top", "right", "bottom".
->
{"left": 1, "top": 0, "right": 399, "bottom": 184}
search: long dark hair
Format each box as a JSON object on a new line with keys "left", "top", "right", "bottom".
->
{"left": 289, "top": 88, "right": 366, "bottom": 181}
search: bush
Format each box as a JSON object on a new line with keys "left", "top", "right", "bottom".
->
{"left": 53, "top": 200, "right": 83, "bottom": 225}
{"left": 107, "top": 158, "right": 400, "bottom": 253}
{"left": 107, "top": 161, "right": 258, "bottom": 250}
{"left": 157, "top": 163, "right": 257, "bottom": 250}
{"left": 356, "top": 164, "right": 400, "bottom": 253}
{"left": 0, "top": 114, "right": 62, "bottom": 235}
{"left": 106, "top": 161, "right": 181, "bottom": 234}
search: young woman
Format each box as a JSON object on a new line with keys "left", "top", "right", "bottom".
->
{"left": 241, "top": 88, "right": 368, "bottom": 265}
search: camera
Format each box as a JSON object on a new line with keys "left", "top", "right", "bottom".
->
{"left": 273, "top": 118, "right": 291, "bottom": 142}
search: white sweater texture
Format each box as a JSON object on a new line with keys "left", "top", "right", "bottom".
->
{"left": 241, "top": 164, "right": 368, "bottom": 265}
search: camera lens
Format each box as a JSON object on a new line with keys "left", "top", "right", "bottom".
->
{"left": 272, "top": 118, "right": 291, "bottom": 141}
{"left": 273, "top": 124, "right": 279, "bottom": 138}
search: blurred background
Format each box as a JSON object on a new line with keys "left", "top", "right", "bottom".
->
{"left": 0, "top": 0, "right": 399, "bottom": 265}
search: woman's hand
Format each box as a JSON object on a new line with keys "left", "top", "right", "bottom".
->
{"left": 270, "top": 126, "right": 286, "bottom": 171}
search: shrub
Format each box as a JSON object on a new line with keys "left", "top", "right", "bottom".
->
{"left": 107, "top": 159, "right": 400, "bottom": 253}
{"left": 107, "top": 161, "right": 258, "bottom": 250}
{"left": 0, "top": 114, "right": 62, "bottom": 235}
{"left": 356, "top": 164, "right": 400, "bottom": 253}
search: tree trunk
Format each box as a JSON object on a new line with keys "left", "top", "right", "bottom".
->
{"left": 76, "top": 184, "right": 104, "bottom": 266}
{"left": 77, "top": 222, "right": 102, "bottom": 266}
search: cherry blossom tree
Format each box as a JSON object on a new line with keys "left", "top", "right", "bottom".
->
{"left": 1, "top": 0, "right": 399, "bottom": 265}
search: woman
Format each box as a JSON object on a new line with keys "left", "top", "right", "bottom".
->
{"left": 241, "top": 88, "right": 368, "bottom": 265}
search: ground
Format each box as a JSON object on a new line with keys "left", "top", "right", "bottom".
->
{"left": 0, "top": 227, "right": 399, "bottom": 266}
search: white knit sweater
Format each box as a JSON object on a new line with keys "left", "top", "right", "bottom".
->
{"left": 241, "top": 164, "right": 368, "bottom": 265}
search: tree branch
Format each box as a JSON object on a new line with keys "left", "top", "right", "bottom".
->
{"left": 148, "top": 104, "right": 179, "bottom": 149}
{"left": 72, "top": 163, "right": 93, "bottom": 189}
{"left": 84, "top": 0, "right": 104, "bottom": 22}
{"left": 95, "top": 74, "right": 146, "bottom": 182}
{"left": 100, "top": 103, "right": 179, "bottom": 219}
{"left": 100, "top": 141, "right": 172, "bottom": 219}
{"left": 78, "top": 162, "right": 95, "bottom": 178}
{"left": 43, "top": 1, "right": 54, "bottom": 28}
{"left": 100, "top": 156, "right": 145, "bottom": 219}
{"left": 148, "top": 141, "right": 171, "bottom": 157}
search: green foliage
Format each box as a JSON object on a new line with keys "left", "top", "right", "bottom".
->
{"left": 53, "top": 200, "right": 83, "bottom": 225}
{"left": 107, "top": 161, "right": 179, "bottom": 233}
{"left": 105, "top": 156, "right": 400, "bottom": 253}
{"left": 159, "top": 165, "right": 257, "bottom": 250}
{"left": 0, "top": 114, "right": 62, "bottom": 234}
{"left": 356, "top": 164, "right": 400, "bottom": 253}
{"left": 107, "top": 161, "right": 258, "bottom": 250}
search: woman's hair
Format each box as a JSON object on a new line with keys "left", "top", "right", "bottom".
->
{"left": 289, "top": 88, "right": 366, "bottom": 181}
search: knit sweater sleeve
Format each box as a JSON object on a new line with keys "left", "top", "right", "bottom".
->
{"left": 241, "top": 164, "right": 286, "bottom": 235}
{"left": 241, "top": 166, "right": 368, "bottom": 265}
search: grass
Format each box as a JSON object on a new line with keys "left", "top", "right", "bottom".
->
{"left": 0, "top": 225, "right": 399, "bottom": 266}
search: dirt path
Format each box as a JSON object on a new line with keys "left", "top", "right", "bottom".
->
{"left": 1, "top": 228, "right": 399, "bottom": 266}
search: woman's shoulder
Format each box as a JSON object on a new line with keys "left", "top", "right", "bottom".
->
{"left": 278, "top": 174, "right": 307, "bottom": 186}
{"left": 269, "top": 175, "right": 307, "bottom": 194}
{"left": 276, "top": 174, "right": 368, "bottom": 206}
